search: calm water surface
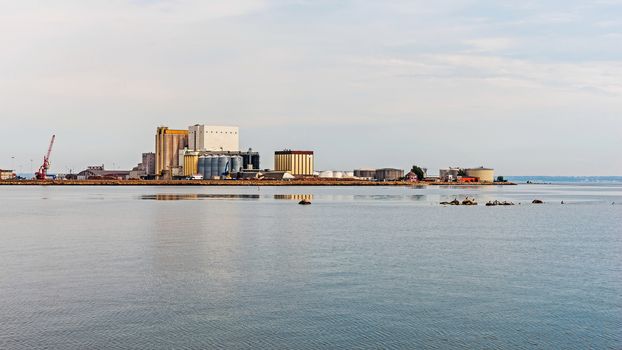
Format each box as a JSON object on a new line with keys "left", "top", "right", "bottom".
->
{"left": 1, "top": 184, "right": 621, "bottom": 349}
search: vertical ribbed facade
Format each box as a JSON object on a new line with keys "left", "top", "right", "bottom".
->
{"left": 183, "top": 153, "right": 199, "bottom": 176}
{"left": 155, "top": 127, "right": 189, "bottom": 178}
{"left": 274, "top": 150, "right": 314, "bottom": 176}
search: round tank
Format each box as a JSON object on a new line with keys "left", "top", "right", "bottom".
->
{"left": 251, "top": 154, "right": 260, "bottom": 170}
{"left": 344, "top": 171, "right": 354, "bottom": 178}
{"left": 209, "top": 156, "right": 218, "bottom": 179}
{"left": 465, "top": 167, "right": 494, "bottom": 182}
{"left": 333, "top": 171, "right": 344, "bottom": 178}
{"left": 206, "top": 156, "right": 213, "bottom": 178}
{"left": 319, "top": 170, "right": 333, "bottom": 178}
{"left": 231, "top": 156, "right": 242, "bottom": 173}
{"left": 198, "top": 156, "right": 206, "bottom": 178}
{"left": 217, "top": 155, "right": 227, "bottom": 179}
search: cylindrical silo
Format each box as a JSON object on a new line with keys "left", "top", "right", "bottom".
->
{"left": 252, "top": 154, "right": 260, "bottom": 170}
{"left": 217, "top": 155, "right": 227, "bottom": 179}
{"left": 198, "top": 156, "right": 206, "bottom": 178}
{"left": 203, "top": 156, "right": 212, "bottom": 179}
{"left": 210, "top": 156, "right": 218, "bottom": 179}
{"left": 231, "top": 156, "right": 242, "bottom": 174}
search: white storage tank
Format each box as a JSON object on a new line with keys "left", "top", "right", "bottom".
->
{"left": 319, "top": 170, "right": 334, "bottom": 178}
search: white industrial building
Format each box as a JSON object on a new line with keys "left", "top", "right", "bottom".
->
{"left": 188, "top": 125, "right": 239, "bottom": 152}
{"left": 318, "top": 170, "right": 355, "bottom": 179}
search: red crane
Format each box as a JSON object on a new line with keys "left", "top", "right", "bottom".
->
{"left": 35, "top": 135, "right": 56, "bottom": 180}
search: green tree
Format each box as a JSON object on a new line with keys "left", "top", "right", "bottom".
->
{"left": 410, "top": 165, "right": 425, "bottom": 181}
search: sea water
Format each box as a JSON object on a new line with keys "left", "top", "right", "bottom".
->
{"left": 1, "top": 184, "right": 621, "bottom": 349}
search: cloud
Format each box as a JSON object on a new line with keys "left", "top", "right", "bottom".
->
{"left": 361, "top": 53, "right": 622, "bottom": 96}
{"left": 0, "top": 0, "right": 621, "bottom": 174}
{"left": 464, "top": 37, "right": 516, "bottom": 52}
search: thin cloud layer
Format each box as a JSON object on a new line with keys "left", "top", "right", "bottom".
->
{"left": 0, "top": 0, "right": 620, "bottom": 175}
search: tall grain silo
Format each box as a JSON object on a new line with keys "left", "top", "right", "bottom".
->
{"left": 250, "top": 153, "right": 260, "bottom": 170}
{"left": 217, "top": 155, "right": 227, "bottom": 179}
{"left": 198, "top": 156, "right": 206, "bottom": 178}
{"left": 210, "top": 156, "right": 218, "bottom": 179}
{"left": 231, "top": 156, "right": 242, "bottom": 173}
{"left": 203, "top": 156, "right": 213, "bottom": 179}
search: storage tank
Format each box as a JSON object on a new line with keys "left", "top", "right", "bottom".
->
{"left": 333, "top": 171, "right": 344, "bottom": 178}
{"left": 217, "top": 155, "right": 228, "bottom": 179}
{"left": 252, "top": 154, "right": 260, "bottom": 170}
{"left": 319, "top": 170, "right": 333, "bottom": 178}
{"left": 203, "top": 156, "right": 213, "bottom": 179}
{"left": 354, "top": 169, "right": 376, "bottom": 178}
{"left": 198, "top": 156, "right": 206, "bottom": 178}
{"left": 209, "top": 156, "right": 218, "bottom": 179}
{"left": 344, "top": 171, "right": 354, "bottom": 178}
{"left": 231, "top": 156, "right": 242, "bottom": 173}
{"left": 465, "top": 167, "right": 494, "bottom": 182}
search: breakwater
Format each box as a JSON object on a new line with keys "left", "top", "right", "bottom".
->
{"left": 0, "top": 179, "right": 515, "bottom": 186}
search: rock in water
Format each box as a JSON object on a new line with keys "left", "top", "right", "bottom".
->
{"left": 462, "top": 199, "right": 477, "bottom": 205}
{"left": 532, "top": 199, "right": 544, "bottom": 204}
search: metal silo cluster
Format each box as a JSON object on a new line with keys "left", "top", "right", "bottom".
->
{"left": 194, "top": 154, "right": 247, "bottom": 179}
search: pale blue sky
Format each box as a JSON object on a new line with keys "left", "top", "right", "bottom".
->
{"left": 1, "top": 0, "right": 621, "bottom": 175}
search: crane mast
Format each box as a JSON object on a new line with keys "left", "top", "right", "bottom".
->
{"left": 35, "top": 135, "right": 55, "bottom": 180}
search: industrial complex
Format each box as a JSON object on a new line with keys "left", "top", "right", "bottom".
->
{"left": 2, "top": 123, "right": 503, "bottom": 185}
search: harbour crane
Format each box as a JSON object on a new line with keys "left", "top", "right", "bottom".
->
{"left": 35, "top": 135, "right": 55, "bottom": 180}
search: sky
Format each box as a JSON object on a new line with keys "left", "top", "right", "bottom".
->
{"left": 1, "top": 0, "right": 621, "bottom": 176}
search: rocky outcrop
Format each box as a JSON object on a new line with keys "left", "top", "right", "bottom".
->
{"left": 486, "top": 200, "right": 514, "bottom": 206}
{"left": 461, "top": 198, "right": 478, "bottom": 205}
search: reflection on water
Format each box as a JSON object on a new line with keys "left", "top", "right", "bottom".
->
{"left": 142, "top": 194, "right": 260, "bottom": 200}
{"left": 353, "top": 194, "right": 428, "bottom": 201}
{"left": 274, "top": 194, "right": 313, "bottom": 201}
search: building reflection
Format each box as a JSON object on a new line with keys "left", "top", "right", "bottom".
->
{"left": 142, "top": 194, "right": 260, "bottom": 200}
{"left": 273, "top": 194, "right": 313, "bottom": 201}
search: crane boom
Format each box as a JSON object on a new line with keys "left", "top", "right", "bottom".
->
{"left": 46, "top": 135, "right": 56, "bottom": 161}
{"left": 35, "top": 134, "right": 56, "bottom": 180}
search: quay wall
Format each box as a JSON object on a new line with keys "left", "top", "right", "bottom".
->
{"left": 0, "top": 179, "right": 515, "bottom": 186}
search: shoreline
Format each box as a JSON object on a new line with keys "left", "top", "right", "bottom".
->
{"left": 0, "top": 179, "right": 516, "bottom": 186}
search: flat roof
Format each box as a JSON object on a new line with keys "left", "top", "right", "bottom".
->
{"left": 466, "top": 167, "right": 494, "bottom": 171}
{"left": 275, "top": 150, "right": 314, "bottom": 155}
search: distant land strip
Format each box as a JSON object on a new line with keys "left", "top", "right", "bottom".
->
{"left": 0, "top": 180, "right": 515, "bottom": 186}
